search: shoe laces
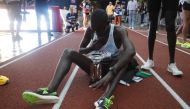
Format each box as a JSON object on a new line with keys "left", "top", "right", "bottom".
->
{"left": 38, "top": 88, "right": 57, "bottom": 96}
{"left": 103, "top": 95, "right": 114, "bottom": 109}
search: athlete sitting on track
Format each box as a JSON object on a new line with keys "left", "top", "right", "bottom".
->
{"left": 22, "top": 9, "right": 138, "bottom": 109}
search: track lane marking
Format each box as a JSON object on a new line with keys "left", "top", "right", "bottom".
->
{"left": 52, "top": 66, "right": 79, "bottom": 109}
{"left": 127, "top": 27, "right": 190, "bottom": 56}
{"left": 136, "top": 53, "right": 190, "bottom": 109}
{"left": 52, "top": 27, "right": 190, "bottom": 109}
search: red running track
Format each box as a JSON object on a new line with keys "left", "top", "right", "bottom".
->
{"left": 0, "top": 28, "right": 190, "bottom": 109}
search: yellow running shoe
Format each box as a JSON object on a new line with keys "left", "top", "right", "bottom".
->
{"left": 176, "top": 39, "right": 183, "bottom": 45}
{"left": 0, "top": 75, "right": 9, "bottom": 85}
{"left": 181, "top": 42, "right": 190, "bottom": 49}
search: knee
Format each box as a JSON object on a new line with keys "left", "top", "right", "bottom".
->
{"left": 62, "top": 49, "right": 75, "bottom": 58}
{"left": 166, "top": 23, "right": 175, "bottom": 32}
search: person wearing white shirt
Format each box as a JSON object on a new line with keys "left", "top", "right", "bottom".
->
{"left": 127, "top": 0, "right": 138, "bottom": 29}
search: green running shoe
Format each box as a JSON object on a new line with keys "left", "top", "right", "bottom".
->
{"left": 181, "top": 42, "right": 190, "bottom": 48}
{"left": 94, "top": 96, "right": 114, "bottom": 109}
{"left": 22, "top": 88, "right": 59, "bottom": 104}
{"left": 176, "top": 39, "right": 183, "bottom": 45}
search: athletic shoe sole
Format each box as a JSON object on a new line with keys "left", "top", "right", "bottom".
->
{"left": 22, "top": 91, "right": 59, "bottom": 104}
{"left": 141, "top": 65, "right": 154, "bottom": 70}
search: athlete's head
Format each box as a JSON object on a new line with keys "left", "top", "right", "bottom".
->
{"left": 90, "top": 9, "right": 109, "bottom": 33}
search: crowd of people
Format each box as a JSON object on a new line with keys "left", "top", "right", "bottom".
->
{"left": 1, "top": 0, "right": 190, "bottom": 109}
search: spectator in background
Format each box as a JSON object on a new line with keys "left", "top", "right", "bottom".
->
{"left": 80, "top": 0, "right": 93, "bottom": 29}
{"left": 127, "top": 0, "right": 138, "bottom": 29}
{"left": 65, "top": 7, "right": 79, "bottom": 33}
{"left": 5, "top": 0, "right": 23, "bottom": 41}
{"left": 60, "top": 6, "right": 69, "bottom": 30}
{"left": 138, "top": 1, "right": 147, "bottom": 25}
{"left": 114, "top": 1, "right": 122, "bottom": 26}
{"left": 35, "top": 0, "right": 52, "bottom": 43}
{"left": 106, "top": 2, "right": 114, "bottom": 23}
{"left": 141, "top": 0, "right": 183, "bottom": 76}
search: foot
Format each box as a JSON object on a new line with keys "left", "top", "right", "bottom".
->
{"left": 22, "top": 88, "right": 59, "bottom": 104}
{"left": 176, "top": 39, "right": 183, "bottom": 45}
{"left": 181, "top": 42, "right": 190, "bottom": 48}
{"left": 141, "top": 59, "right": 154, "bottom": 70}
{"left": 94, "top": 96, "right": 114, "bottom": 109}
{"left": 167, "top": 63, "right": 183, "bottom": 76}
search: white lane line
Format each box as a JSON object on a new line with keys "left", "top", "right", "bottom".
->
{"left": 126, "top": 27, "right": 190, "bottom": 56}
{"left": 52, "top": 66, "right": 79, "bottom": 109}
{"left": 135, "top": 29, "right": 190, "bottom": 42}
{"left": 136, "top": 53, "right": 190, "bottom": 109}
{"left": 0, "top": 32, "right": 74, "bottom": 68}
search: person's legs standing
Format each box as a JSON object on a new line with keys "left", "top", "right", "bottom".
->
{"left": 164, "top": 0, "right": 183, "bottom": 75}
{"left": 14, "top": 2, "right": 22, "bottom": 40}
{"left": 36, "top": 10, "right": 42, "bottom": 45}
{"left": 43, "top": 7, "right": 52, "bottom": 42}
{"left": 7, "top": 3, "right": 16, "bottom": 40}
{"left": 165, "top": 11, "right": 177, "bottom": 64}
{"left": 131, "top": 10, "right": 136, "bottom": 29}
{"left": 141, "top": 0, "right": 161, "bottom": 69}
{"left": 141, "top": 13, "right": 145, "bottom": 24}
{"left": 181, "top": 2, "right": 190, "bottom": 44}
{"left": 128, "top": 10, "right": 132, "bottom": 28}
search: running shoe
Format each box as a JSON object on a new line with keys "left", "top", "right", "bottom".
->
{"left": 22, "top": 88, "right": 59, "bottom": 104}
{"left": 181, "top": 42, "right": 190, "bottom": 48}
{"left": 167, "top": 63, "right": 183, "bottom": 76}
{"left": 176, "top": 39, "right": 183, "bottom": 45}
{"left": 0, "top": 75, "right": 9, "bottom": 85}
{"left": 94, "top": 96, "right": 114, "bottom": 109}
{"left": 141, "top": 59, "right": 154, "bottom": 70}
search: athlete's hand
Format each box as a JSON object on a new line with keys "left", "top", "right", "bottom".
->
{"left": 89, "top": 72, "right": 113, "bottom": 89}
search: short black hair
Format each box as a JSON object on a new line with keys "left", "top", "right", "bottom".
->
{"left": 90, "top": 9, "right": 108, "bottom": 30}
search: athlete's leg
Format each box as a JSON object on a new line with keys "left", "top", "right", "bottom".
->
{"left": 36, "top": 10, "right": 42, "bottom": 45}
{"left": 148, "top": 12, "right": 159, "bottom": 59}
{"left": 15, "top": 3, "right": 22, "bottom": 38}
{"left": 48, "top": 49, "right": 93, "bottom": 92}
{"left": 44, "top": 8, "right": 52, "bottom": 41}
{"left": 16, "top": 14, "right": 22, "bottom": 38}
{"left": 165, "top": 11, "right": 177, "bottom": 63}
{"left": 7, "top": 6, "right": 15, "bottom": 38}
{"left": 147, "top": 0, "right": 161, "bottom": 60}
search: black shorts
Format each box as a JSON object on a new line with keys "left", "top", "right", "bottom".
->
{"left": 147, "top": 0, "right": 178, "bottom": 12}
{"left": 183, "top": 2, "right": 190, "bottom": 11}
